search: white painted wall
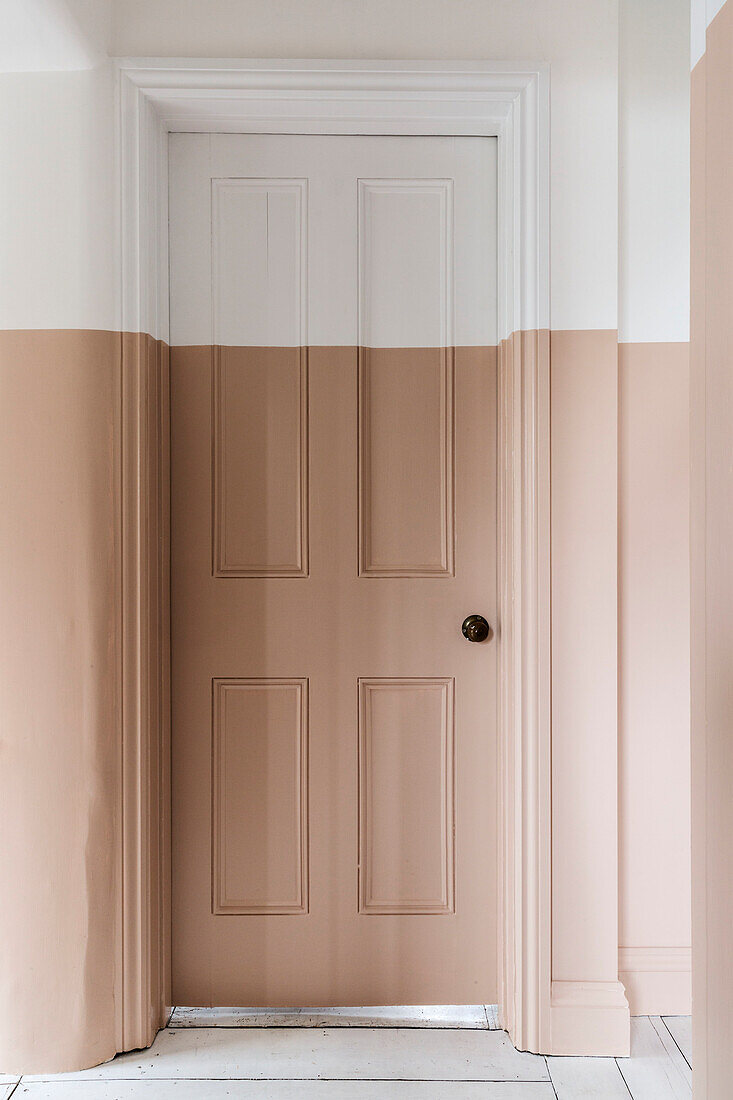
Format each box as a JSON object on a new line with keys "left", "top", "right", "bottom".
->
{"left": 112, "top": 0, "right": 619, "bottom": 334}
{"left": 0, "top": 0, "right": 112, "bottom": 72}
{"left": 1, "top": 0, "right": 693, "bottom": 345}
{"left": 0, "top": 0, "right": 116, "bottom": 329}
{"left": 619, "top": 0, "right": 690, "bottom": 344}
{"left": 0, "top": 65, "right": 117, "bottom": 330}
{"left": 691, "top": 0, "right": 729, "bottom": 66}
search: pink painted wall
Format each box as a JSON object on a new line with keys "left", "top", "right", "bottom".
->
{"left": 0, "top": 0, "right": 693, "bottom": 1072}
{"left": 616, "top": 0, "right": 691, "bottom": 1016}
{"left": 551, "top": 329, "right": 620, "bottom": 987}
{"left": 0, "top": 331, "right": 120, "bottom": 1073}
{"left": 618, "top": 343, "right": 691, "bottom": 1013}
{"left": 691, "top": 1, "right": 733, "bottom": 1093}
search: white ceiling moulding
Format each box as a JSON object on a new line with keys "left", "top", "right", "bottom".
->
{"left": 117, "top": 58, "right": 551, "bottom": 1055}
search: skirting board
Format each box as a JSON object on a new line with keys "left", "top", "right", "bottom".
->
{"left": 618, "top": 947, "right": 691, "bottom": 1016}
{"left": 549, "top": 981, "right": 630, "bottom": 1057}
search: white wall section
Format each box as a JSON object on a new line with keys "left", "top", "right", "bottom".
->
{"left": 691, "top": 0, "right": 707, "bottom": 67}
{"left": 113, "top": 0, "right": 618, "bottom": 334}
{"left": 619, "top": 0, "right": 690, "bottom": 343}
{"left": 0, "top": 0, "right": 112, "bottom": 72}
{"left": 691, "top": 0, "right": 729, "bottom": 68}
{"left": 0, "top": 65, "right": 117, "bottom": 330}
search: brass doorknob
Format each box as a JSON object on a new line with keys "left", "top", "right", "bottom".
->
{"left": 461, "top": 614, "right": 491, "bottom": 643}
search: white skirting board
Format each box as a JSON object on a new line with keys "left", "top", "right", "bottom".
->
{"left": 170, "top": 1005, "right": 501, "bottom": 1029}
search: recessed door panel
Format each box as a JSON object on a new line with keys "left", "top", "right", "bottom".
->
{"left": 359, "top": 348, "right": 454, "bottom": 576}
{"left": 359, "top": 678, "right": 455, "bottom": 914}
{"left": 213, "top": 678, "right": 308, "bottom": 915}
{"left": 213, "top": 348, "right": 308, "bottom": 577}
{"left": 358, "top": 179, "right": 452, "bottom": 349}
{"left": 212, "top": 179, "right": 307, "bottom": 348}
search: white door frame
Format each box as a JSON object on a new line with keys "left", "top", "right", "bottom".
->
{"left": 117, "top": 58, "right": 551, "bottom": 1054}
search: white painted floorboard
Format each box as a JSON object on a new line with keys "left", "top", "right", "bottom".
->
{"left": 546, "top": 1055, "right": 631, "bottom": 1098}
{"left": 24, "top": 1027, "right": 548, "bottom": 1083}
{"left": 617, "top": 1016, "right": 692, "bottom": 1100}
{"left": 649, "top": 1017, "right": 692, "bottom": 1090}
{"left": 662, "top": 1016, "right": 692, "bottom": 1069}
{"left": 8, "top": 1016, "right": 694, "bottom": 1099}
{"left": 14, "top": 1084, "right": 556, "bottom": 1099}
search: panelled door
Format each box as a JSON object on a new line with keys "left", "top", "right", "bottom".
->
{"left": 169, "top": 134, "right": 498, "bottom": 1006}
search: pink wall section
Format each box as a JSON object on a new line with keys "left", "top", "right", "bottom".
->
{"left": 691, "top": 1, "right": 733, "bottom": 1092}
{"left": 550, "top": 329, "right": 620, "bottom": 987}
{"left": 0, "top": 330, "right": 120, "bottom": 1073}
{"left": 618, "top": 342, "right": 691, "bottom": 1015}
{"left": 0, "top": 0, "right": 693, "bottom": 1071}
{"left": 550, "top": 332, "right": 692, "bottom": 1019}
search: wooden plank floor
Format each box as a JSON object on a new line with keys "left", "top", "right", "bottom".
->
{"left": 9, "top": 1015, "right": 692, "bottom": 1099}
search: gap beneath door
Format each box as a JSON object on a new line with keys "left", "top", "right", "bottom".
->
{"left": 170, "top": 1006, "right": 501, "bottom": 1029}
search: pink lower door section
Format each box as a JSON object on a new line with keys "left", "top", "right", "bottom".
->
{"left": 169, "top": 134, "right": 498, "bottom": 1005}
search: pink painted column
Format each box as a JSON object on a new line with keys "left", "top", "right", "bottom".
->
{"left": 549, "top": 329, "right": 630, "bottom": 1055}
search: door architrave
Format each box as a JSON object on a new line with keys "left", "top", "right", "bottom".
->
{"left": 117, "top": 57, "right": 551, "bottom": 1054}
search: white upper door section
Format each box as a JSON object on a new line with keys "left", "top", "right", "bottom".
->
{"left": 169, "top": 133, "right": 497, "bottom": 347}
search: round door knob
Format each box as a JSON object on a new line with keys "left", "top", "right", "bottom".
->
{"left": 462, "top": 614, "right": 491, "bottom": 643}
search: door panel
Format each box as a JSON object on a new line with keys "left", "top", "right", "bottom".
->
{"left": 358, "top": 178, "right": 452, "bottom": 347}
{"left": 170, "top": 133, "right": 498, "bottom": 1006}
{"left": 213, "top": 678, "right": 308, "bottom": 915}
{"left": 358, "top": 677, "right": 455, "bottom": 915}
{"left": 213, "top": 348, "right": 308, "bottom": 577}
{"left": 359, "top": 348, "right": 454, "bottom": 576}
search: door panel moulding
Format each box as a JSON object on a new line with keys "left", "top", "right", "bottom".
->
{"left": 117, "top": 57, "right": 619, "bottom": 1057}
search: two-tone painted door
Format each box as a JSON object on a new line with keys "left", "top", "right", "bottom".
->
{"left": 169, "top": 133, "right": 498, "bottom": 1005}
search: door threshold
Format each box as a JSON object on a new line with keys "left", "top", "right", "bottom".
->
{"left": 170, "top": 1005, "right": 501, "bottom": 1030}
